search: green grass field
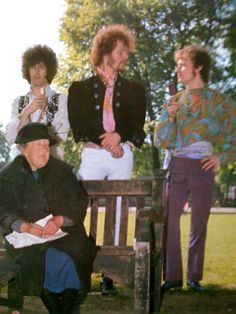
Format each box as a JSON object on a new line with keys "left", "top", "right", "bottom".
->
{"left": 181, "top": 213, "right": 236, "bottom": 289}
{"left": 159, "top": 213, "right": 236, "bottom": 314}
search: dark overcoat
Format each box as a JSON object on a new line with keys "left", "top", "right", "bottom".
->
{"left": 0, "top": 155, "right": 96, "bottom": 296}
{"left": 68, "top": 74, "right": 146, "bottom": 148}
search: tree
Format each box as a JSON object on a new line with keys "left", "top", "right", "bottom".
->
{"left": 0, "top": 124, "right": 10, "bottom": 168}
{"left": 223, "top": 1, "right": 236, "bottom": 98}
{"left": 216, "top": 162, "right": 236, "bottom": 206}
{"left": 57, "top": 0, "right": 235, "bottom": 176}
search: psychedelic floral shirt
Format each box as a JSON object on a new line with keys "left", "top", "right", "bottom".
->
{"left": 154, "top": 87, "right": 236, "bottom": 164}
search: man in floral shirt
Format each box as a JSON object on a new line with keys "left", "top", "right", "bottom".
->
{"left": 155, "top": 45, "right": 236, "bottom": 292}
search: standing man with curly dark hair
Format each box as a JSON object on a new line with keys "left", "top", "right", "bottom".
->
{"left": 6, "top": 45, "right": 69, "bottom": 159}
{"left": 68, "top": 24, "right": 146, "bottom": 181}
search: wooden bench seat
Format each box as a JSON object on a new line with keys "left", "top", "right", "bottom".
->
{"left": 0, "top": 170, "right": 166, "bottom": 313}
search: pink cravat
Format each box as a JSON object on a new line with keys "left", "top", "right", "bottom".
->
{"left": 97, "top": 67, "right": 116, "bottom": 132}
{"left": 103, "top": 81, "right": 115, "bottom": 132}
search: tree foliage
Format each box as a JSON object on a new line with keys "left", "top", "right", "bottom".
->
{"left": 215, "top": 162, "right": 236, "bottom": 205}
{"left": 223, "top": 1, "right": 236, "bottom": 98}
{"left": 57, "top": 0, "right": 235, "bottom": 177}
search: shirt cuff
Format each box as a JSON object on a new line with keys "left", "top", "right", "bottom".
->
{"left": 63, "top": 217, "right": 75, "bottom": 227}
{"left": 11, "top": 219, "right": 25, "bottom": 232}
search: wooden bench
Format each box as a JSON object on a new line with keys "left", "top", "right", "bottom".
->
{"left": 0, "top": 170, "right": 166, "bottom": 313}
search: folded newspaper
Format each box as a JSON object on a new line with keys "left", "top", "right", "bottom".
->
{"left": 5, "top": 214, "right": 68, "bottom": 249}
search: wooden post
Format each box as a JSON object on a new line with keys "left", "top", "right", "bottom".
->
{"left": 134, "top": 241, "right": 150, "bottom": 314}
{"left": 135, "top": 205, "right": 152, "bottom": 313}
{"left": 150, "top": 169, "right": 166, "bottom": 312}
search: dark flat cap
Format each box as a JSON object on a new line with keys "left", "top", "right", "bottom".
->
{"left": 15, "top": 122, "right": 57, "bottom": 146}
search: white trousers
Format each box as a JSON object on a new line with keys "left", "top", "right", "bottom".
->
{"left": 77, "top": 143, "right": 133, "bottom": 180}
{"left": 78, "top": 143, "right": 133, "bottom": 245}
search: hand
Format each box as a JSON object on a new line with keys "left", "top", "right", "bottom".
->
{"left": 42, "top": 215, "right": 64, "bottom": 237}
{"left": 24, "top": 95, "right": 47, "bottom": 116}
{"left": 201, "top": 155, "right": 221, "bottom": 172}
{"left": 110, "top": 144, "right": 124, "bottom": 159}
{"left": 164, "top": 97, "right": 179, "bottom": 122}
{"left": 99, "top": 132, "right": 121, "bottom": 151}
{"left": 20, "top": 222, "right": 44, "bottom": 237}
{"left": 18, "top": 95, "right": 47, "bottom": 130}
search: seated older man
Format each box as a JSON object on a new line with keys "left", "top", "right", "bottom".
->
{"left": 0, "top": 123, "right": 96, "bottom": 313}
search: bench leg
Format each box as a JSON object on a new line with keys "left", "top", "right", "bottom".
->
{"left": 150, "top": 253, "right": 162, "bottom": 313}
{"left": 134, "top": 241, "right": 150, "bottom": 314}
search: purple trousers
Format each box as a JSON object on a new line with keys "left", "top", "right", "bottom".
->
{"left": 165, "top": 156, "right": 215, "bottom": 282}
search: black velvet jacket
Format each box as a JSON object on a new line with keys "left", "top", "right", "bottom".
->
{"left": 68, "top": 75, "right": 146, "bottom": 148}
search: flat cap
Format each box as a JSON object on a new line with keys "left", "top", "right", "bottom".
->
{"left": 15, "top": 122, "right": 57, "bottom": 146}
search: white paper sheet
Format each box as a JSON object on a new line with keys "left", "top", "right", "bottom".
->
{"left": 5, "top": 214, "right": 68, "bottom": 249}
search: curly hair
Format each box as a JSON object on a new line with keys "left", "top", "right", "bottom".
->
{"left": 174, "top": 45, "right": 212, "bottom": 83}
{"left": 21, "top": 45, "right": 58, "bottom": 84}
{"left": 90, "top": 24, "right": 136, "bottom": 67}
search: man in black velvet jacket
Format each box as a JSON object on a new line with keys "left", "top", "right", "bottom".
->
{"left": 68, "top": 24, "right": 146, "bottom": 180}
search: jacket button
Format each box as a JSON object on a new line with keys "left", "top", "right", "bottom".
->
{"left": 95, "top": 105, "right": 100, "bottom": 110}
{"left": 45, "top": 208, "right": 50, "bottom": 212}
{"left": 115, "top": 102, "right": 120, "bottom": 108}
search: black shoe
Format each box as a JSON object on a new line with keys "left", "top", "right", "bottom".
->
{"left": 187, "top": 280, "right": 205, "bottom": 292}
{"left": 100, "top": 274, "right": 117, "bottom": 296}
{"left": 162, "top": 280, "right": 183, "bottom": 291}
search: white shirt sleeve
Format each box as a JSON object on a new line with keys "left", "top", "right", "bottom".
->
{"left": 51, "top": 93, "right": 69, "bottom": 143}
{"left": 5, "top": 96, "right": 21, "bottom": 145}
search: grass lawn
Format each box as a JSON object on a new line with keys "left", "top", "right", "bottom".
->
{"left": 181, "top": 213, "right": 236, "bottom": 289}
{"left": 160, "top": 213, "right": 236, "bottom": 314}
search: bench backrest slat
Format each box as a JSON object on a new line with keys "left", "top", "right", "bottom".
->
{"left": 89, "top": 198, "right": 99, "bottom": 241}
{"left": 82, "top": 180, "right": 154, "bottom": 247}
{"left": 103, "top": 197, "right": 116, "bottom": 245}
{"left": 119, "top": 196, "right": 129, "bottom": 246}
{"left": 83, "top": 180, "right": 153, "bottom": 196}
